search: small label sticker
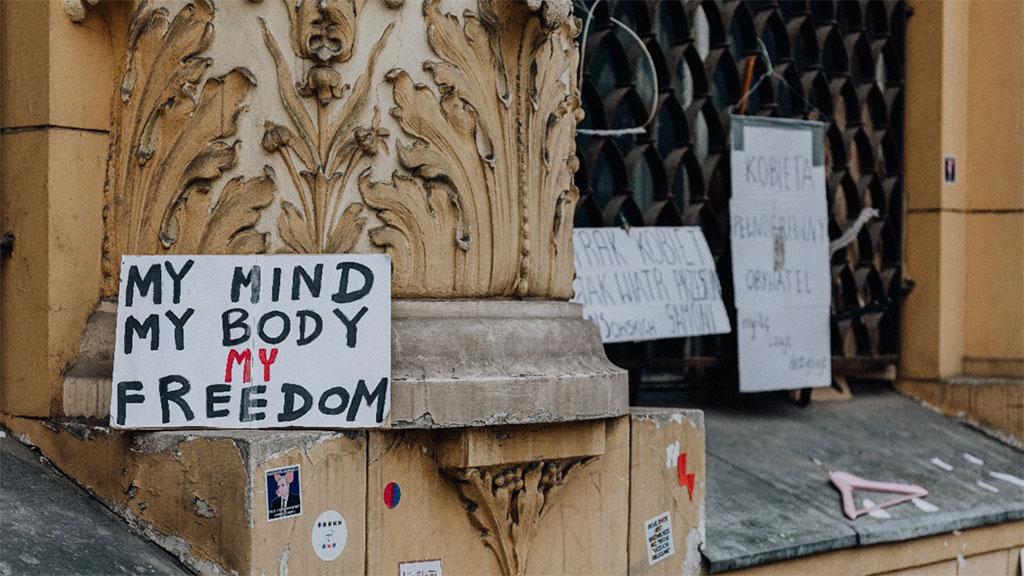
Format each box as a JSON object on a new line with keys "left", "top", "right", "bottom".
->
{"left": 266, "top": 465, "right": 301, "bottom": 522}
{"left": 944, "top": 155, "right": 957, "bottom": 183}
{"left": 399, "top": 558, "right": 442, "bottom": 576}
{"left": 384, "top": 482, "right": 402, "bottom": 509}
{"left": 312, "top": 510, "right": 347, "bottom": 562}
{"left": 645, "top": 512, "right": 675, "bottom": 566}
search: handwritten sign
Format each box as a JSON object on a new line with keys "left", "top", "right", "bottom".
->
{"left": 571, "top": 227, "right": 730, "bottom": 343}
{"left": 110, "top": 254, "right": 391, "bottom": 429}
{"left": 730, "top": 116, "right": 830, "bottom": 392}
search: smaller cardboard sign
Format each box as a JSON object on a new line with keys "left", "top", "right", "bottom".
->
{"left": 645, "top": 512, "right": 675, "bottom": 566}
{"left": 266, "top": 465, "right": 301, "bottom": 521}
{"left": 399, "top": 559, "right": 442, "bottom": 576}
{"left": 312, "top": 510, "right": 347, "bottom": 562}
{"left": 730, "top": 115, "right": 831, "bottom": 392}
{"left": 572, "top": 227, "right": 730, "bottom": 343}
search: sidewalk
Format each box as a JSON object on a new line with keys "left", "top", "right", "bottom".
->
{"left": 0, "top": 429, "right": 191, "bottom": 576}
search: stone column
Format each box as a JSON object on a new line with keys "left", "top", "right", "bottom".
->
{"left": 25, "top": 1, "right": 652, "bottom": 574}
{"left": 81, "top": 0, "right": 626, "bottom": 427}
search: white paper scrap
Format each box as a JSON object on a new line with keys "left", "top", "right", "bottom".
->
{"left": 912, "top": 498, "right": 938, "bottom": 513}
{"left": 976, "top": 481, "right": 999, "bottom": 493}
{"left": 399, "top": 559, "right": 442, "bottom": 576}
{"left": 930, "top": 458, "right": 954, "bottom": 471}
{"left": 666, "top": 441, "right": 680, "bottom": 468}
{"left": 962, "top": 453, "right": 984, "bottom": 466}
{"left": 989, "top": 471, "right": 1024, "bottom": 487}
{"left": 861, "top": 498, "right": 892, "bottom": 519}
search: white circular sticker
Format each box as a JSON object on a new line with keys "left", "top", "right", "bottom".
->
{"left": 311, "top": 510, "right": 347, "bottom": 562}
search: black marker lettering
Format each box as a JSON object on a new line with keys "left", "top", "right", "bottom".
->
{"left": 158, "top": 375, "right": 194, "bottom": 424}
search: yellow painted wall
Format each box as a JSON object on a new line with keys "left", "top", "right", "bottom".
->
{"left": 901, "top": 0, "right": 1024, "bottom": 392}
{"left": 1, "top": 1, "right": 129, "bottom": 417}
{"left": 963, "top": 0, "right": 1024, "bottom": 376}
{"left": 717, "top": 521, "right": 1024, "bottom": 576}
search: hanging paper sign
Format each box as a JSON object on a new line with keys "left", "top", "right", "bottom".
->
{"left": 110, "top": 254, "right": 391, "bottom": 429}
{"left": 571, "top": 226, "right": 731, "bottom": 343}
{"left": 730, "top": 115, "right": 830, "bottom": 392}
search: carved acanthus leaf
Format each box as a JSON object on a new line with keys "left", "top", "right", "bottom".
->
{"left": 444, "top": 458, "right": 592, "bottom": 575}
{"left": 360, "top": 171, "right": 465, "bottom": 293}
{"left": 366, "top": 0, "right": 581, "bottom": 298}
{"left": 103, "top": 0, "right": 269, "bottom": 294}
{"left": 260, "top": 2, "right": 392, "bottom": 254}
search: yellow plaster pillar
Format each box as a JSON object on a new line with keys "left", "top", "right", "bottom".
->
{"left": 899, "top": 0, "right": 1024, "bottom": 443}
{"left": 1, "top": 1, "right": 131, "bottom": 416}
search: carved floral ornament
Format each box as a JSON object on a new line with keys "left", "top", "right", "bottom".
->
{"left": 102, "top": 0, "right": 582, "bottom": 299}
{"left": 444, "top": 457, "right": 593, "bottom": 575}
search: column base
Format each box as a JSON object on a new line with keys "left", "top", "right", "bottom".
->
{"left": 390, "top": 300, "right": 628, "bottom": 428}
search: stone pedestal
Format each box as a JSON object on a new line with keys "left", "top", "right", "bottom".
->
{"left": 359, "top": 300, "right": 625, "bottom": 427}
{"left": 2, "top": 408, "right": 705, "bottom": 575}
{"left": 3, "top": 1, "right": 704, "bottom": 574}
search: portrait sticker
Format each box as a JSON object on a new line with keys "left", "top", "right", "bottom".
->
{"left": 266, "top": 465, "right": 301, "bottom": 521}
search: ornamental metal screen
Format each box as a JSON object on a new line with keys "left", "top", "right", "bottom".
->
{"left": 573, "top": 0, "right": 908, "bottom": 402}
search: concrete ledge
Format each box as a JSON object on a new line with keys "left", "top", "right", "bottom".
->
{"left": 896, "top": 376, "right": 1024, "bottom": 448}
{"left": 63, "top": 299, "right": 629, "bottom": 428}
{"left": 389, "top": 300, "right": 628, "bottom": 427}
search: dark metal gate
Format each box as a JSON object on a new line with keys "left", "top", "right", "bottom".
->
{"left": 573, "top": 0, "right": 908, "bottom": 402}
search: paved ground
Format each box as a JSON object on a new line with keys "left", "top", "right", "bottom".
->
{"left": 688, "top": 383, "right": 1024, "bottom": 573}
{"left": 0, "top": 429, "right": 192, "bottom": 576}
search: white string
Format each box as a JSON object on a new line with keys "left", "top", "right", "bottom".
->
{"left": 830, "top": 207, "right": 879, "bottom": 256}
{"left": 735, "top": 38, "right": 823, "bottom": 118}
{"left": 575, "top": 0, "right": 659, "bottom": 137}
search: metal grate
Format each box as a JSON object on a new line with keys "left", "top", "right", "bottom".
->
{"left": 573, "top": 0, "right": 908, "bottom": 400}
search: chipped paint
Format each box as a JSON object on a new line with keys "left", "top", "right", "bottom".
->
{"left": 194, "top": 496, "right": 216, "bottom": 518}
{"left": 666, "top": 441, "right": 680, "bottom": 468}
{"left": 684, "top": 526, "right": 702, "bottom": 576}
{"left": 631, "top": 409, "right": 705, "bottom": 431}
{"left": 279, "top": 545, "right": 290, "bottom": 576}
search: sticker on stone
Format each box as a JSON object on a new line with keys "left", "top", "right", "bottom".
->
{"left": 266, "top": 465, "right": 301, "bottom": 521}
{"left": 399, "top": 558, "right": 442, "bottom": 576}
{"left": 384, "top": 482, "right": 401, "bottom": 509}
{"left": 645, "top": 511, "right": 675, "bottom": 565}
{"left": 312, "top": 510, "right": 347, "bottom": 562}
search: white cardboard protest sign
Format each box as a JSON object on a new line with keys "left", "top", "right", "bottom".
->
{"left": 730, "top": 116, "right": 830, "bottom": 392}
{"left": 571, "top": 226, "right": 730, "bottom": 343}
{"left": 110, "top": 254, "right": 391, "bottom": 429}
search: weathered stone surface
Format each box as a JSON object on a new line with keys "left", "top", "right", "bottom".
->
{"left": 0, "top": 431, "right": 191, "bottom": 576}
{"left": 628, "top": 408, "right": 706, "bottom": 576}
{"left": 1, "top": 415, "right": 368, "bottom": 575}
{"left": 390, "top": 300, "right": 628, "bottom": 428}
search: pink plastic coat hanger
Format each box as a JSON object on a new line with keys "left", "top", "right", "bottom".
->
{"left": 829, "top": 471, "right": 928, "bottom": 520}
